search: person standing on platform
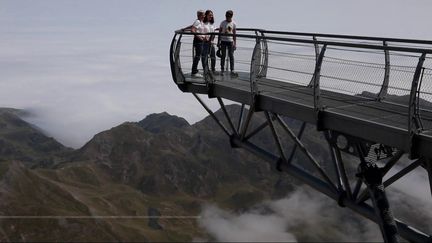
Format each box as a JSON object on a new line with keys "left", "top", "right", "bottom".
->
{"left": 217, "top": 10, "right": 237, "bottom": 76}
{"left": 190, "top": 10, "right": 206, "bottom": 76}
{"left": 203, "top": 10, "right": 216, "bottom": 73}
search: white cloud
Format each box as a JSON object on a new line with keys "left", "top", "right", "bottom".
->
{"left": 199, "top": 187, "right": 382, "bottom": 242}
{"left": 198, "top": 159, "right": 432, "bottom": 242}
{"left": 199, "top": 204, "right": 297, "bottom": 242}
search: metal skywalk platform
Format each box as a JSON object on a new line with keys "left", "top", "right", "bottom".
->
{"left": 170, "top": 29, "right": 432, "bottom": 242}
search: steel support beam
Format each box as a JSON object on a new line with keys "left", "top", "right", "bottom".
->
{"left": 274, "top": 114, "right": 338, "bottom": 193}
{"left": 217, "top": 97, "right": 238, "bottom": 136}
{"left": 356, "top": 143, "right": 399, "bottom": 243}
{"left": 356, "top": 158, "right": 423, "bottom": 204}
{"left": 383, "top": 159, "right": 422, "bottom": 188}
{"left": 358, "top": 161, "right": 400, "bottom": 243}
{"left": 229, "top": 136, "right": 431, "bottom": 243}
{"left": 382, "top": 150, "right": 405, "bottom": 175}
{"left": 264, "top": 111, "right": 287, "bottom": 165}
{"left": 193, "top": 93, "right": 231, "bottom": 137}
{"left": 240, "top": 106, "right": 255, "bottom": 140}
{"left": 286, "top": 122, "right": 307, "bottom": 165}
{"left": 325, "top": 130, "right": 353, "bottom": 198}
{"left": 426, "top": 159, "right": 432, "bottom": 197}
{"left": 237, "top": 104, "right": 246, "bottom": 134}
{"left": 244, "top": 120, "right": 270, "bottom": 140}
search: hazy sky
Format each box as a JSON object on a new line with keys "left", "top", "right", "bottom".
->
{"left": 1, "top": 0, "right": 432, "bottom": 147}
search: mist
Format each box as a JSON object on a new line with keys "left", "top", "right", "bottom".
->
{"left": 2, "top": 0, "right": 432, "bottom": 148}
{"left": 198, "top": 160, "right": 432, "bottom": 241}
{"left": 199, "top": 168, "right": 432, "bottom": 242}
{"left": 199, "top": 187, "right": 381, "bottom": 242}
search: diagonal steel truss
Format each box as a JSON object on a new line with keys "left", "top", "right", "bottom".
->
{"left": 193, "top": 93, "right": 432, "bottom": 243}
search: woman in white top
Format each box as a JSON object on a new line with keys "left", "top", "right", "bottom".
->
{"left": 202, "top": 10, "right": 216, "bottom": 72}
{"left": 190, "top": 10, "right": 205, "bottom": 75}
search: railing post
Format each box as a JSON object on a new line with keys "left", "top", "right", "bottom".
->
{"left": 377, "top": 41, "right": 390, "bottom": 100}
{"left": 313, "top": 35, "right": 320, "bottom": 62}
{"left": 308, "top": 36, "right": 321, "bottom": 87}
{"left": 408, "top": 52, "right": 426, "bottom": 158}
{"left": 313, "top": 44, "right": 327, "bottom": 130}
{"left": 169, "top": 34, "right": 178, "bottom": 82}
{"left": 416, "top": 67, "right": 426, "bottom": 130}
{"left": 169, "top": 33, "right": 185, "bottom": 85}
{"left": 250, "top": 36, "right": 262, "bottom": 99}
{"left": 258, "top": 30, "right": 268, "bottom": 78}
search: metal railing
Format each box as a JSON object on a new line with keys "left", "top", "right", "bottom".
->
{"left": 170, "top": 28, "right": 432, "bottom": 134}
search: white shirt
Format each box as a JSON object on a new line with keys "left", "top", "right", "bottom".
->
{"left": 203, "top": 22, "right": 215, "bottom": 41}
{"left": 203, "top": 22, "right": 215, "bottom": 33}
{"left": 219, "top": 20, "right": 236, "bottom": 42}
{"left": 192, "top": 19, "right": 205, "bottom": 39}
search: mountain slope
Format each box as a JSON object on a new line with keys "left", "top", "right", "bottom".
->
{"left": 2, "top": 106, "right": 421, "bottom": 241}
{"left": 0, "top": 107, "right": 298, "bottom": 241}
{"left": 76, "top": 108, "right": 294, "bottom": 202}
{"left": 0, "top": 108, "right": 72, "bottom": 167}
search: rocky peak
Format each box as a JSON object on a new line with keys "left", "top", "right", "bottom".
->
{"left": 138, "top": 112, "right": 190, "bottom": 133}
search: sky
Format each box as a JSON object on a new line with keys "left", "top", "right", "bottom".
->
{"left": 1, "top": 0, "right": 432, "bottom": 148}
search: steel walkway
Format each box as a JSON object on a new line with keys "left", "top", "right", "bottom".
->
{"left": 170, "top": 29, "right": 432, "bottom": 242}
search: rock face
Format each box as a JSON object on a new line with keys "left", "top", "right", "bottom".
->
{"left": 75, "top": 106, "right": 300, "bottom": 200}
{"left": 138, "top": 112, "right": 190, "bottom": 133}
{"left": 0, "top": 105, "right": 354, "bottom": 241}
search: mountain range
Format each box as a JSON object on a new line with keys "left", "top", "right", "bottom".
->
{"left": 0, "top": 106, "right": 305, "bottom": 241}
{"left": 0, "top": 105, "right": 428, "bottom": 242}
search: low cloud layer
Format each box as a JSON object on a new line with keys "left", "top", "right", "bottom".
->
{"left": 199, "top": 187, "right": 381, "bottom": 242}
{"left": 199, "top": 164, "right": 431, "bottom": 242}
{"left": 199, "top": 205, "right": 297, "bottom": 242}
